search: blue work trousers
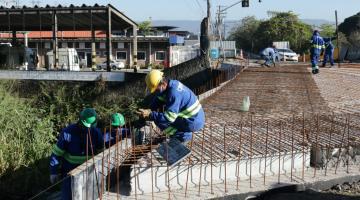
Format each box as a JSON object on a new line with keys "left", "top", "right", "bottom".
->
{"left": 262, "top": 55, "right": 274, "bottom": 66}
{"left": 323, "top": 50, "right": 334, "bottom": 66}
{"left": 311, "top": 53, "right": 320, "bottom": 69}
{"left": 155, "top": 109, "right": 205, "bottom": 142}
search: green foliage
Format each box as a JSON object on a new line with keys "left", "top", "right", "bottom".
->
{"left": 33, "top": 81, "right": 141, "bottom": 131}
{"left": 0, "top": 80, "right": 142, "bottom": 199}
{"left": 320, "top": 24, "right": 336, "bottom": 38}
{"left": 228, "top": 16, "right": 260, "bottom": 51}
{"left": 339, "top": 12, "right": 360, "bottom": 37}
{"left": 254, "top": 11, "right": 312, "bottom": 53}
{"left": 138, "top": 20, "right": 152, "bottom": 36}
{"left": 0, "top": 83, "right": 55, "bottom": 175}
{"left": 348, "top": 31, "right": 360, "bottom": 48}
{"left": 229, "top": 11, "right": 312, "bottom": 53}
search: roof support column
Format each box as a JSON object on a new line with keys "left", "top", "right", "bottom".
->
{"left": 52, "top": 10, "right": 58, "bottom": 70}
{"left": 12, "top": 30, "right": 16, "bottom": 46}
{"left": 149, "top": 42, "right": 152, "bottom": 66}
{"left": 90, "top": 10, "right": 96, "bottom": 71}
{"left": 106, "top": 7, "right": 112, "bottom": 72}
{"left": 132, "top": 25, "right": 138, "bottom": 72}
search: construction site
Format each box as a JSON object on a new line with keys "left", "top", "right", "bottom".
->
{"left": 49, "top": 63, "right": 358, "bottom": 200}
{"left": 0, "top": 1, "right": 360, "bottom": 200}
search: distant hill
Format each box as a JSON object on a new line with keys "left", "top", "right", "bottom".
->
{"left": 301, "top": 19, "right": 335, "bottom": 26}
{"left": 152, "top": 19, "right": 335, "bottom": 36}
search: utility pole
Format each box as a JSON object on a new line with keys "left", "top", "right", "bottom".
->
{"left": 207, "top": 0, "right": 211, "bottom": 34}
{"left": 335, "top": 10, "right": 341, "bottom": 68}
{"left": 206, "top": 0, "right": 211, "bottom": 63}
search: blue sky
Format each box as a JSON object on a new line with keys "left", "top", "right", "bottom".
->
{"left": 21, "top": 0, "right": 359, "bottom": 22}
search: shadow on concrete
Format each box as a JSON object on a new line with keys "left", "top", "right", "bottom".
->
{"left": 243, "top": 184, "right": 360, "bottom": 200}
{"left": 0, "top": 157, "right": 58, "bottom": 200}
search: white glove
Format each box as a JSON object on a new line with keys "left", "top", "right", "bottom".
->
{"left": 50, "top": 174, "right": 59, "bottom": 184}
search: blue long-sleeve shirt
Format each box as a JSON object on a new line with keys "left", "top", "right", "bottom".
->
{"left": 324, "top": 37, "right": 335, "bottom": 53}
{"left": 310, "top": 32, "right": 325, "bottom": 55}
{"left": 149, "top": 80, "right": 205, "bottom": 135}
{"left": 261, "top": 47, "right": 275, "bottom": 57}
{"left": 104, "top": 128, "right": 131, "bottom": 147}
{"left": 50, "top": 124, "right": 104, "bottom": 175}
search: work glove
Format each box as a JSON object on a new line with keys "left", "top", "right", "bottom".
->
{"left": 136, "top": 109, "right": 151, "bottom": 119}
{"left": 50, "top": 174, "right": 59, "bottom": 184}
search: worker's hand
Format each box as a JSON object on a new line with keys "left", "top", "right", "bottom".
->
{"left": 50, "top": 174, "right": 59, "bottom": 184}
{"left": 136, "top": 109, "right": 151, "bottom": 119}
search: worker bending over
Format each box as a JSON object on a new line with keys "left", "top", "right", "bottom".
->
{"left": 137, "top": 70, "right": 205, "bottom": 143}
{"left": 49, "top": 108, "right": 103, "bottom": 200}
{"left": 260, "top": 45, "right": 276, "bottom": 67}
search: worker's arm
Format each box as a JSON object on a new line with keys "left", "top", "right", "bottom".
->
{"left": 49, "top": 131, "right": 68, "bottom": 175}
{"left": 150, "top": 94, "right": 167, "bottom": 111}
{"left": 93, "top": 128, "right": 105, "bottom": 153}
{"left": 150, "top": 90, "right": 180, "bottom": 126}
{"left": 104, "top": 128, "right": 131, "bottom": 148}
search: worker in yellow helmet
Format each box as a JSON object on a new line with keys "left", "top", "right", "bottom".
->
{"left": 137, "top": 70, "right": 205, "bottom": 143}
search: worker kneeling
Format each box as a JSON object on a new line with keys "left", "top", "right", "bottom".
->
{"left": 137, "top": 70, "right": 205, "bottom": 143}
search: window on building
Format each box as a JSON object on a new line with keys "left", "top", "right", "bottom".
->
{"left": 78, "top": 52, "right": 85, "bottom": 59}
{"left": 85, "top": 42, "right": 91, "bottom": 49}
{"left": 137, "top": 51, "right": 146, "bottom": 60}
{"left": 79, "top": 42, "right": 85, "bottom": 49}
{"left": 100, "top": 42, "right": 106, "bottom": 49}
{"left": 155, "top": 51, "right": 165, "bottom": 61}
{"left": 74, "top": 42, "right": 79, "bottom": 49}
{"left": 116, "top": 51, "right": 127, "bottom": 60}
{"left": 45, "top": 42, "right": 51, "bottom": 49}
{"left": 68, "top": 42, "right": 73, "bottom": 48}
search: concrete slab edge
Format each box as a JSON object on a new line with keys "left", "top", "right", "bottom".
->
{"left": 211, "top": 174, "right": 360, "bottom": 200}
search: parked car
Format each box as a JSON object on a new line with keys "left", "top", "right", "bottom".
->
{"left": 275, "top": 48, "right": 299, "bottom": 62}
{"left": 96, "top": 60, "right": 125, "bottom": 70}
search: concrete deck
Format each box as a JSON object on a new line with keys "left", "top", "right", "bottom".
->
{"left": 106, "top": 64, "right": 360, "bottom": 199}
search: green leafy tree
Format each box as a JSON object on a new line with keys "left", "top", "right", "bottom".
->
{"left": 138, "top": 20, "right": 152, "bottom": 36}
{"left": 254, "top": 11, "right": 312, "bottom": 53}
{"left": 339, "top": 12, "right": 360, "bottom": 37}
{"left": 320, "top": 24, "right": 336, "bottom": 37}
{"left": 228, "top": 16, "right": 260, "bottom": 51}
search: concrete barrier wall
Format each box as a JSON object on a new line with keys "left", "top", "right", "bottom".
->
{"left": 69, "top": 138, "right": 132, "bottom": 200}
{"left": 131, "top": 151, "right": 311, "bottom": 195}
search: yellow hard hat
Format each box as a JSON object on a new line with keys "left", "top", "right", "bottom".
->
{"left": 145, "top": 70, "right": 164, "bottom": 93}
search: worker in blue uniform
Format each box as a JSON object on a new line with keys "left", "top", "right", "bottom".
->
{"left": 104, "top": 113, "right": 134, "bottom": 195}
{"left": 136, "top": 70, "right": 205, "bottom": 143}
{"left": 310, "top": 30, "right": 325, "bottom": 74}
{"left": 322, "top": 37, "right": 336, "bottom": 67}
{"left": 104, "top": 113, "right": 129, "bottom": 147}
{"left": 260, "top": 45, "right": 276, "bottom": 67}
{"left": 49, "top": 108, "right": 103, "bottom": 200}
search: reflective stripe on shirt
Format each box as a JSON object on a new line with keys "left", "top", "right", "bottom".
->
{"left": 163, "top": 126, "right": 177, "bottom": 136}
{"left": 52, "top": 144, "right": 65, "bottom": 156}
{"left": 312, "top": 44, "right": 325, "bottom": 49}
{"left": 178, "top": 100, "right": 202, "bottom": 118}
{"left": 63, "top": 153, "right": 88, "bottom": 165}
